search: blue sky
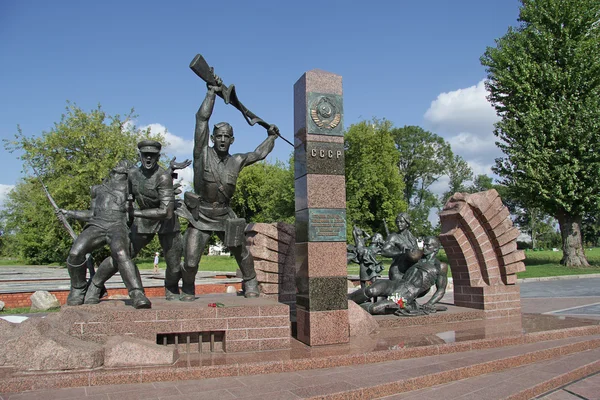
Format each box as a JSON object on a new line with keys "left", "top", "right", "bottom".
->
{"left": 0, "top": 0, "right": 521, "bottom": 205}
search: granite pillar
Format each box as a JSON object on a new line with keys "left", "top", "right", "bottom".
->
{"left": 294, "top": 70, "right": 349, "bottom": 346}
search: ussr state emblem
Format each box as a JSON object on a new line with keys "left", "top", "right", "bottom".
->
{"left": 310, "top": 96, "right": 341, "bottom": 130}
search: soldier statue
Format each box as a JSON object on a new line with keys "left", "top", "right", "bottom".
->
{"left": 59, "top": 160, "right": 151, "bottom": 309}
{"left": 84, "top": 141, "right": 189, "bottom": 303}
{"left": 176, "top": 75, "right": 279, "bottom": 300}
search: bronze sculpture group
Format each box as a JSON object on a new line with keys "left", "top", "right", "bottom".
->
{"left": 58, "top": 54, "right": 447, "bottom": 315}
{"left": 347, "top": 213, "right": 449, "bottom": 316}
{"left": 60, "top": 55, "right": 279, "bottom": 308}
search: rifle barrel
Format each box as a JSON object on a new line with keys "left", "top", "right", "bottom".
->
{"left": 29, "top": 162, "right": 78, "bottom": 240}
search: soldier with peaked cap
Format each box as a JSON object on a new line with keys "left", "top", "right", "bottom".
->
{"left": 84, "top": 139, "right": 190, "bottom": 303}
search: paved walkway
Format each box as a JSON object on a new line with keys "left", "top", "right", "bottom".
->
{"left": 0, "top": 265, "right": 239, "bottom": 294}
{"left": 1, "top": 269, "right": 600, "bottom": 399}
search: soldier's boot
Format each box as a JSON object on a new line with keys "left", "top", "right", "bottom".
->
{"left": 237, "top": 249, "right": 259, "bottom": 298}
{"left": 84, "top": 258, "right": 115, "bottom": 304}
{"left": 359, "top": 302, "right": 376, "bottom": 314}
{"left": 165, "top": 261, "right": 182, "bottom": 301}
{"left": 84, "top": 282, "right": 103, "bottom": 305}
{"left": 130, "top": 289, "right": 152, "bottom": 309}
{"left": 67, "top": 259, "right": 88, "bottom": 306}
{"left": 119, "top": 260, "right": 151, "bottom": 309}
{"left": 165, "top": 287, "right": 179, "bottom": 301}
{"left": 180, "top": 262, "right": 198, "bottom": 302}
{"left": 348, "top": 287, "right": 370, "bottom": 304}
{"left": 243, "top": 278, "right": 259, "bottom": 298}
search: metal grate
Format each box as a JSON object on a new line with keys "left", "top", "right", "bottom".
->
{"left": 157, "top": 331, "right": 225, "bottom": 353}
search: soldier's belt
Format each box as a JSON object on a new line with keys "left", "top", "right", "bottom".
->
{"left": 199, "top": 199, "right": 229, "bottom": 208}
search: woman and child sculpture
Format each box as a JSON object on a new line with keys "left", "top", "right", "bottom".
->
{"left": 347, "top": 212, "right": 449, "bottom": 316}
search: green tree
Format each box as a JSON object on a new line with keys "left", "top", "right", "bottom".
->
{"left": 514, "top": 207, "right": 559, "bottom": 250}
{"left": 392, "top": 125, "right": 454, "bottom": 208}
{"left": 468, "top": 174, "right": 494, "bottom": 193}
{"left": 582, "top": 212, "right": 600, "bottom": 247}
{"left": 344, "top": 120, "right": 406, "bottom": 237}
{"left": 408, "top": 189, "right": 439, "bottom": 237}
{"left": 2, "top": 102, "right": 162, "bottom": 264}
{"left": 442, "top": 155, "right": 474, "bottom": 204}
{"left": 481, "top": 0, "right": 600, "bottom": 266}
{"left": 230, "top": 155, "right": 294, "bottom": 224}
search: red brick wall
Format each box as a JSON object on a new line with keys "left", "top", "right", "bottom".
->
{"left": 0, "top": 283, "right": 241, "bottom": 309}
{"left": 440, "top": 190, "right": 525, "bottom": 317}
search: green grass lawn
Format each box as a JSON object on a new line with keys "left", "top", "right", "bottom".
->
{"left": 3, "top": 249, "right": 600, "bottom": 279}
{"left": 137, "top": 255, "right": 239, "bottom": 271}
{"left": 347, "top": 248, "right": 600, "bottom": 279}
{"left": 0, "top": 307, "right": 60, "bottom": 315}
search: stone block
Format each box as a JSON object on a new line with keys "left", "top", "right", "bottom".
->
{"left": 467, "top": 189, "right": 500, "bottom": 216}
{"left": 496, "top": 227, "right": 521, "bottom": 247}
{"left": 246, "top": 233, "right": 290, "bottom": 254}
{"left": 103, "top": 336, "right": 177, "bottom": 367}
{"left": 296, "top": 308, "right": 349, "bottom": 346}
{"left": 294, "top": 70, "right": 343, "bottom": 138}
{"left": 0, "top": 317, "right": 104, "bottom": 371}
{"left": 295, "top": 141, "right": 345, "bottom": 177}
{"left": 504, "top": 261, "right": 526, "bottom": 274}
{"left": 295, "top": 241, "right": 347, "bottom": 278}
{"left": 348, "top": 300, "right": 379, "bottom": 336}
{"left": 496, "top": 241, "right": 518, "bottom": 256}
{"left": 296, "top": 276, "right": 348, "bottom": 312}
{"left": 254, "top": 260, "right": 282, "bottom": 273}
{"left": 485, "top": 207, "right": 511, "bottom": 231}
{"left": 30, "top": 291, "right": 60, "bottom": 311}
{"left": 246, "top": 222, "right": 294, "bottom": 242}
{"left": 248, "top": 246, "right": 286, "bottom": 263}
{"left": 295, "top": 174, "right": 346, "bottom": 211}
{"left": 501, "top": 250, "right": 526, "bottom": 265}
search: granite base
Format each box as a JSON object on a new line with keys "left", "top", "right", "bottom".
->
{"left": 63, "top": 294, "right": 291, "bottom": 354}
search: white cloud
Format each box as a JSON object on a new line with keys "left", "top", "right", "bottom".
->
{"left": 424, "top": 79, "right": 504, "bottom": 181}
{"left": 424, "top": 80, "right": 499, "bottom": 136}
{"left": 446, "top": 132, "right": 498, "bottom": 160}
{"left": 174, "top": 166, "right": 193, "bottom": 197}
{"left": 141, "top": 123, "right": 193, "bottom": 157}
{"left": 0, "top": 184, "right": 15, "bottom": 209}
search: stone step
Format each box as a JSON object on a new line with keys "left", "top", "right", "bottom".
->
{"left": 292, "top": 335, "right": 600, "bottom": 399}
{"left": 2, "top": 333, "right": 599, "bottom": 398}
{"left": 375, "top": 349, "right": 600, "bottom": 400}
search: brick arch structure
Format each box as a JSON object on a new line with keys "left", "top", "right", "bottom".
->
{"left": 439, "top": 189, "right": 526, "bottom": 318}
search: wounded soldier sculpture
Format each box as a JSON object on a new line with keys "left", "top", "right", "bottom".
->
{"left": 348, "top": 236, "right": 449, "bottom": 316}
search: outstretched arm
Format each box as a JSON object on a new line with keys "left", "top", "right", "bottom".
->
{"left": 57, "top": 186, "right": 95, "bottom": 221}
{"left": 58, "top": 209, "right": 93, "bottom": 222}
{"left": 166, "top": 157, "right": 192, "bottom": 176}
{"left": 380, "top": 235, "right": 405, "bottom": 258}
{"left": 131, "top": 174, "right": 175, "bottom": 221}
{"left": 239, "top": 125, "right": 278, "bottom": 167}
{"left": 425, "top": 263, "right": 448, "bottom": 307}
{"left": 194, "top": 87, "right": 217, "bottom": 161}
